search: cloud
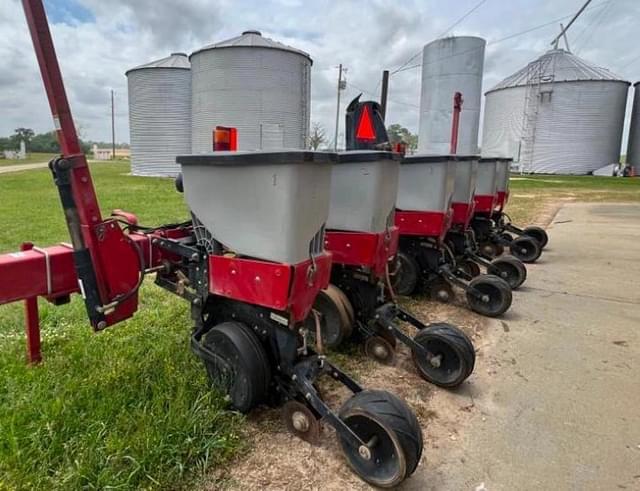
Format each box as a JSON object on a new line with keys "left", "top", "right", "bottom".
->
{"left": 1, "top": 0, "right": 638, "bottom": 151}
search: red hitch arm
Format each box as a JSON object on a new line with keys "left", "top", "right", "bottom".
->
{"left": 21, "top": 0, "right": 142, "bottom": 331}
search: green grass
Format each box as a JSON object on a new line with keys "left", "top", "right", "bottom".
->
{"left": 506, "top": 174, "right": 640, "bottom": 223}
{"left": 0, "top": 153, "right": 59, "bottom": 167}
{"left": 0, "top": 163, "right": 243, "bottom": 490}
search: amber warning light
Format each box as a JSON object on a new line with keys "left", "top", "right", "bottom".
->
{"left": 213, "top": 126, "right": 238, "bottom": 151}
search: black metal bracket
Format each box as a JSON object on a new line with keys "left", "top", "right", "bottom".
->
{"left": 371, "top": 303, "right": 432, "bottom": 360}
{"left": 290, "top": 356, "right": 366, "bottom": 450}
{"left": 151, "top": 236, "right": 201, "bottom": 261}
{"left": 49, "top": 157, "right": 107, "bottom": 330}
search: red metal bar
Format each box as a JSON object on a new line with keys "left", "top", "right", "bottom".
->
{"left": 324, "top": 228, "right": 399, "bottom": 279}
{"left": 473, "top": 194, "right": 497, "bottom": 215}
{"left": 450, "top": 92, "right": 463, "bottom": 155}
{"left": 20, "top": 243, "right": 42, "bottom": 364}
{"left": 396, "top": 210, "right": 452, "bottom": 243}
{"left": 209, "top": 252, "right": 332, "bottom": 323}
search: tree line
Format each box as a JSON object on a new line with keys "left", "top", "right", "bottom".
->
{"left": 0, "top": 128, "right": 129, "bottom": 154}
{"left": 307, "top": 122, "right": 418, "bottom": 151}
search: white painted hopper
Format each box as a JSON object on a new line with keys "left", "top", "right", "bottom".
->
{"left": 452, "top": 156, "right": 479, "bottom": 205}
{"left": 475, "top": 158, "right": 498, "bottom": 197}
{"left": 177, "top": 151, "right": 333, "bottom": 264}
{"left": 397, "top": 154, "right": 456, "bottom": 213}
{"left": 190, "top": 31, "right": 311, "bottom": 153}
{"left": 327, "top": 151, "right": 399, "bottom": 233}
{"left": 418, "top": 36, "right": 485, "bottom": 155}
{"left": 126, "top": 53, "right": 191, "bottom": 177}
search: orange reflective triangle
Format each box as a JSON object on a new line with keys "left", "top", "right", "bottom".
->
{"left": 356, "top": 105, "right": 376, "bottom": 141}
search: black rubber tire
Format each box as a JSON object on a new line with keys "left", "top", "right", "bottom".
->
{"left": 488, "top": 255, "right": 527, "bottom": 289}
{"left": 202, "top": 321, "right": 271, "bottom": 413}
{"left": 509, "top": 236, "right": 541, "bottom": 263}
{"left": 391, "top": 251, "right": 420, "bottom": 296}
{"left": 412, "top": 323, "right": 475, "bottom": 388}
{"left": 306, "top": 288, "right": 349, "bottom": 350}
{"left": 459, "top": 259, "right": 481, "bottom": 278}
{"left": 338, "top": 390, "right": 423, "bottom": 488}
{"left": 524, "top": 225, "right": 548, "bottom": 249}
{"left": 466, "top": 275, "right": 513, "bottom": 317}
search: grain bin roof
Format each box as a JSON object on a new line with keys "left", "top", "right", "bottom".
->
{"left": 125, "top": 53, "right": 190, "bottom": 75}
{"left": 487, "top": 49, "right": 629, "bottom": 94}
{"left": 190, "top": 30, "right": 312, "bottom": 64}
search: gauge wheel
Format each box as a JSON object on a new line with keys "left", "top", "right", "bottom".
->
{"left": 202, "top": 321, "right": 271, "bottom": 413}
{"left": 390, "top": 251, "right": 419, "bottom": 296}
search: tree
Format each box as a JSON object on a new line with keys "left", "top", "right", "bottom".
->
{"left": 307, "top": 122, "right": 327, "bottom": 150}
{"left": 387, "top": 124, "right": 418, "bottom": 152}
{"left": 10, "top": 127, "right": 35, "bottom": 151}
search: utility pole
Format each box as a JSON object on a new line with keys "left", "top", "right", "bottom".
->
{"left": 550, "top": 0, "right": 592, "bottom": 47}
{"left": 380, "top": 70, "right": 389, "bottom": 121}
{"left": 334, "top": 64, "right": 345, "bottom": 151}
{"left": 111, "top": 89, "right": 116, "bottom": 160}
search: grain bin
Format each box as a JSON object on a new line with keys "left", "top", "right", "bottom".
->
{"left": 126, "top": 53, "right": 191, "bottom": 176}
{"left": 482, "top": 49, "right": 629, "bottom": 175}
{"left": 190, "top": 31, "right": 311, "bottom": 153}
{"left": 626, "top": 82, "right": 640, "bottom": 175}
{"left": 418, "top": 36, "right": 485, "bottom": 154}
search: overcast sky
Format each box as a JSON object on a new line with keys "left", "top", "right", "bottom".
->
{"left": 1, "top": 0, "right": 639, "bottom": 149}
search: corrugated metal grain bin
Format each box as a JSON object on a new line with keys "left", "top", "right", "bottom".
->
{"left": 177, "top": 151, "right": 333, "bottom": 264}
{"left": 626, "top": 82, "right": 640, "bottom": 175}
{"left": 418, "top": 36, "right": 485, "bottom": 155}
{"left": 397, "top": 154, "right": 456, "bottom": 213}
{"left": 327, "top": 151, "right": 399, "bottom": 233}
{"left": 126, "top": 53, "right": 191, "bottom": 176}
{"left": 190, "top": 31, "right": 311, "bottom": 153}
{"left": 482, "top": 49, "right": 629, "bottom": 175}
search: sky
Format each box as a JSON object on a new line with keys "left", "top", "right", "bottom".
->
{"left": 1, "top": 0, "right": 639, "bottom": 149}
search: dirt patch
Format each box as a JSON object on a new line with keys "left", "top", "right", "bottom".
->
{"left": 202, "top": 299, "right": 489, "bottom": 490}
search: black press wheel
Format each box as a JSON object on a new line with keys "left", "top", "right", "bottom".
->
{"left": 202, "top": 321, "right": 271, "bottom": 413}
{"left": 412, "top": 323, "right": 475, "bottom": 388}
{"left": 390, "top": 251, "right": 419, "bottom": 296}
{"left": 487, "top": 255, "right": 527, "bottom": 289}
{"left": 306, "top": 286, "right": 351, "bottom": 349}
{"left": 509, "top": 236, "right": 541, "bottom": 263}
{"left": 338, "top": 390, "right": 423, "bottom": 488}
{"left": 466, "top": 275, "right": 512, "bottom": 317}
{"left": 523, "top": 225, "right": 548, "bottom": 249}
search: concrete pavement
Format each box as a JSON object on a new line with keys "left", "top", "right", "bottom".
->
{"left": 411, "top": 203, "right": 640, "bottom": 490}
{"left": 0, "top": 162, "right": 49, "bottom": 174}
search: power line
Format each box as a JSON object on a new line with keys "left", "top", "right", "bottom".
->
{"left": 347, "top": 82, "right": 420, "bottom": 109}
{"left": 391, "top": 0, "right": 611, "bottom": 75}
{"left": 574, "top": 0, "right": 614, "bottom": 55}
{"left": 390, "top": 0, "right": 488, "bottom": 75}
{"left": 437, "top": 0, "right": 488, "bottom": 38}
